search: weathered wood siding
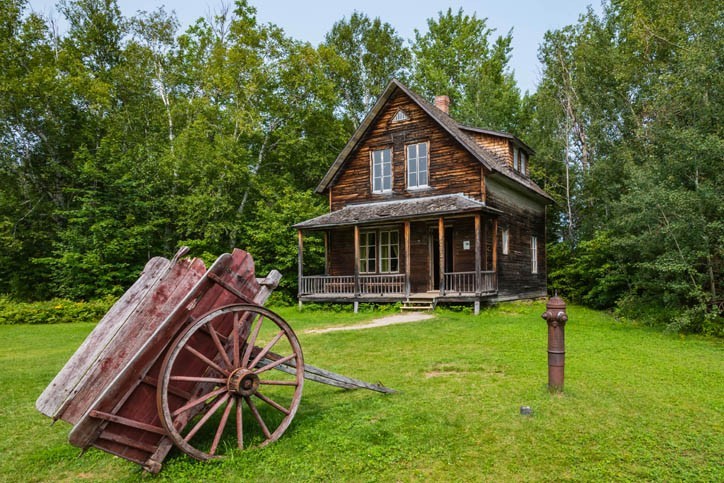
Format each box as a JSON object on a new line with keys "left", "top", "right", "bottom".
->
{"left": 409, "top": 221, "right": 430, "bottom": 292}
{"left": 468, "top": 132, "right": 511, "bottom": 167}
{"left": 486, "top": 177, "right": 547, "bottom": 298}
{"left": 329, "top": 89, "right": 484, "bottom": 211}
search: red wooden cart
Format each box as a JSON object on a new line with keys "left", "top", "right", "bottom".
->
{"left": 37, "top": 248, "right": 391, "bottom": 473}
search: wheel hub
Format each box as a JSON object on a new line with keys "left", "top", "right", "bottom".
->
{"left": 227, "top": 368, "right": 259, "bottom": 397}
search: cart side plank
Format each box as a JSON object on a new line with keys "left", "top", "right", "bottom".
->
{"left": 35, "top": 256, "right": 174, "bottom": 419}
{"left": 58, "top": 257, "right": 208, "bottom": 425}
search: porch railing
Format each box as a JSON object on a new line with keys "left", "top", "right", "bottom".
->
{"left": 299, "top": 275, "right": 355, "bottom": 295}
{"left": 443, "top": 271, "right": 497, "bottom": 295}
{"left": 299, "top": 274, "right": 405, "bottom": 296}
{"left": 359, "top": 274, "right": 406, "bottom": 295}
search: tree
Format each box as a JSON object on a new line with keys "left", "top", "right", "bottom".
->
{"left": 321, "top": 12, "right": 410, "bottom": 123}
{"left": 411, "top": 8, "right": 521, "bottom": 132}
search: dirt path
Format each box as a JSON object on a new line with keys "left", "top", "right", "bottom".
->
{"left": 304, "top": 312, "right": 435, "bottom": 334}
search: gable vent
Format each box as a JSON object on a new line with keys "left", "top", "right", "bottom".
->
{"left": 392, "top": 110, "right": 409, "bottom": 122}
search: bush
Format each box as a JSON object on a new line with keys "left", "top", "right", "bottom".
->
{"left": 0, "top": 296, "right": 116, "bottom": 325}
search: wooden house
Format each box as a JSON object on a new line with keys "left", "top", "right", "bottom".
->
{"left": 294, "top": 80, "right": 553, "bottom": 313}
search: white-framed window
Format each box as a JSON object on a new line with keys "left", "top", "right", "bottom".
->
{"left": 406, "top": 142, "right": 428, "bottom": 189}
{"left": 502, "top": 228, "right": 510, "bottom": 255}
{"left": 513, "top": 147, "right": 519, "bottom": 171}
{"left": 379, "top": 230, "right": 399, "bottom": 273}
{"left": 531, "top": 236, "right": 538, "bottom": 274}
{"left": 360, "top": 232, "right": 377, "bottom": 273}
{"left": 520, "top": 151, "right": 527, "bottom": 174}
{"left": 372, "top": 148, "right": 392, "bottom": 193}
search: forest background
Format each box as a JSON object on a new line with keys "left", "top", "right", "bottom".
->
{"left": 1, "top": 0, "right": 721, "bottom": 335}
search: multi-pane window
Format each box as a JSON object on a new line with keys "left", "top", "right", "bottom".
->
{"left": 359, "top": 230, "right": 399, "bottom": 273}
{"left": 502, "top": 228, "right": 510, "bottom": 255}
{"left": 360, "top": 232, "right": 376, "bottom": 273}
{"left": 513, "top": 147, "right": 519, "bottom": 171}
{"left": 372, "top": 148, "right": 392, "bottom": 193}
{"left": 531, "top": 236, "right": 538, "bottom": 274}
{"left": 379, "top": 230, "right": 399, "bottom": 273}
{"left": 406, "top": 142, "right": 428, "bottom": 189}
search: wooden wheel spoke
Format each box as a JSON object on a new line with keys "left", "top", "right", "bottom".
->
{"left": 244, "top": 395, "right": 271, "bottom": 439}
{"left": 241, "top": 314, "right": 264, "bottom": 369}
{"left": 172, "top": 386, "right": 227, "bottom": 418}
{"left": 184, "top": 345, "right": 230, "bottom": 377}
{"left": 236, "top": 397, "right": 244, "bottom": 449}
{"left": 254, "top": 353, "right": 296, "bottom": 375}
{"left": 183, "top": 393, "right": 230, "bottom": 443}
{"left": 248, "top": 331, "right": 285, "bottom": 369}
{"left": 232, "top": 313, "right": 240, "bottom": 368}
{"left": 260, "top": 380, "right": 298, "bottom": 386}
{"left": 208, "top": 324, "right": 232, "bottom": 369}
{"left": 209, "top": 398, "right": 235, "bottom": 456}
{"left": 170, "top": 375, "right": 227, "bottom": 384}
{"left": 254, "top": 391, "right": 291, "bottom": 416}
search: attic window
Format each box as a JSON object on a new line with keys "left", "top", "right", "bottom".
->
{"left": 513, "top": 146, "right": 527, "bottom": 175}
{"left": 392, "top": 110, "right": 409, "bottom": 122}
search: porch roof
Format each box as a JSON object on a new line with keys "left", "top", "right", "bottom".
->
{"left": 293, "top": 194, "right": 501, "bottom": 230}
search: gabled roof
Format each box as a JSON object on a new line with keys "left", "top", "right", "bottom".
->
{"left": 316, "top": 79, "right": 553, "bottom": 203}
{"left": 293, "top": 194, "right": 501, "bottom": 230}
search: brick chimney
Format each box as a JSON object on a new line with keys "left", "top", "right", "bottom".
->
{"left": 434, "top": 95, "right": 450, "bottom": 114}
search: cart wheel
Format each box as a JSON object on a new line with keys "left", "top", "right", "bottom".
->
{"left": 157, "top": 304, "right": 304, "bottom": 460}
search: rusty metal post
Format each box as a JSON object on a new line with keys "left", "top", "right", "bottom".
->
{"left": 542, "top": 295, "right": 568, "bottom": 393}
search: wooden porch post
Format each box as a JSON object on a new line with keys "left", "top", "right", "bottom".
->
{"left": 297, "top": 229, "right": 304, "bottom": 309}
{"left": 353, "top": 225, "right": 360, "bottom": 298}
{"left": 438, "top": 217, "right": 445, "bottom": 296}
{"left": 474, "top": 214, "right": 481, "bottom": 295}
{"left": 323, "top": 231, "right": 329, "bottom": 275}
{"left": 404, "top": 221, "right": 411, "bottom": 298}
{"left": 492, "top": 218, "right": 499, "bottom": 273}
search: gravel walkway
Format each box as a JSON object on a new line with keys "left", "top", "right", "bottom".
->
{"left": 304, "top": 312, "right": 435, "bottom": 334}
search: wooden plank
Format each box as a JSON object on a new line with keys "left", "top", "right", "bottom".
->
{"left": 89, "top": 410, "right": 166, "bottom": 435}
{"left": 36, "top": 254, "right": 179, "bottom": 420}
{"left": 475, "top": 214, "right": 481, "bottom": 295}
{"left": 353, "top": 225, "right": 360, "bottom": 296}
{"left": 438, "top": 217, "right": 445, "bottom": 295}
{"left": 492, "top": 218, "right": 499, "bottom": 273}
{"left": 297, "top": 230, "right": 304, "bottom": 296}
{"left": 59, "top": 257, "right": 207, "bottom": 425}
{"left": 404, "top": 221, "right": 411, "bottom": 297}
{"left": 259, "top": 355, "right": 395, "bottom": 394}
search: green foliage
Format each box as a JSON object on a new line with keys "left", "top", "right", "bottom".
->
{"left": 321, "top": 11, "right": 411, "bottom": 123}
{"left": 0, "top": 295, "right": 115, "bottom": 325}
{"left": 411, "top": 8, "right": 521, "bottom": 132}
{"left": 534, "top": 0, "right": 723, "bottom": 332}
{"left": 243, "top": 187, "right": 326, "bottom": 299}
{"left": 547, "top": 233, "right": 627, "bottom": 309}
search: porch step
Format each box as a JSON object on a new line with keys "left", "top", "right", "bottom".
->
{"left": 400, "top": 299, "right": 435, "bottom": 311}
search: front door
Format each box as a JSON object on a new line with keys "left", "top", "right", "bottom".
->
{"left": 430, "top": 227, "right": 453, "bottom": 290}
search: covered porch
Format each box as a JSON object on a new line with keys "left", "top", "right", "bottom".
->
{"left": 294, "top": 194, "right": 501, "bottom": 312}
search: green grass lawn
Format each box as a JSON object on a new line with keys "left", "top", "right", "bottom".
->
{"left": 1, "top": 302, "right": 722, "bottom": 481}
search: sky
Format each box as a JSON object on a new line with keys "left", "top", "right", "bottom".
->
{"left": 27, "top": 0, "right": 601, "bottom": 93}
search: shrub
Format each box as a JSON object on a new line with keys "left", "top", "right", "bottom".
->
{"left": 0, "top": 296, "right": 116, "bottom": 325}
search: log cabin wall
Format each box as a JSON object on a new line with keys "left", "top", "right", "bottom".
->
{"left": 327, "top": 228, "right": 354, "bottom": 276}
{"left": 409, "top": 221, "right": 430, "bottom": 292}
{"left": 329, "top": 89, "right": 484, "bottom": 211}
{"left": 486, "top": 177, "right": 547, "bottom": 298}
